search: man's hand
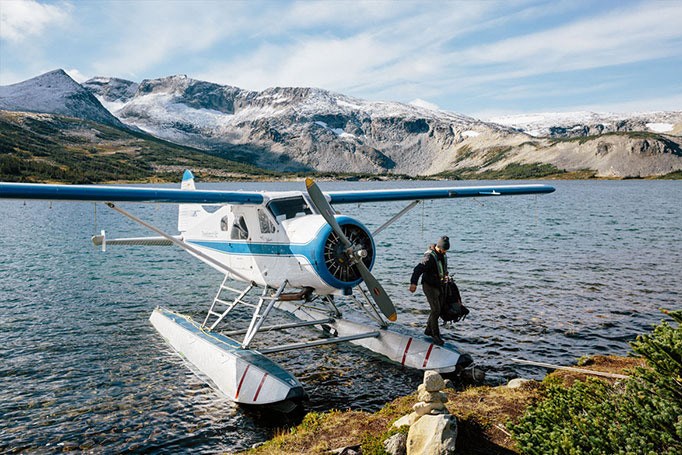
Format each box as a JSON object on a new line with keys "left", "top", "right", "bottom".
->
{"left": 409, "top": 283, "right": 417, "bottom": 293}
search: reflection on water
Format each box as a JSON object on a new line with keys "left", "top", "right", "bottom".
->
{"left": 1, "top": 180, "right": 680, "bottom": 452}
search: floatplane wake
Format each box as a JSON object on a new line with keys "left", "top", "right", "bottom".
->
{"left": 0, "top": 173, "right": 554, "bottom": 410}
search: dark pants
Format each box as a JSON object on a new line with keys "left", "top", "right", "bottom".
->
{"left": 423, "top": 282, "right": 442, "bottom": 338}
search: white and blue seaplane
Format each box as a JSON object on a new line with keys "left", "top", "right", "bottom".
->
{"left": 0, "top": 172, "right": 554, "bottom": 410}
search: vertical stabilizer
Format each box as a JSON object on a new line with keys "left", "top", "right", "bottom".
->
{"left": 181, "top": 169, "right": 196, "bottom": 190}
{"left": 178, "top": 170, "right": 206, "bottom": 232}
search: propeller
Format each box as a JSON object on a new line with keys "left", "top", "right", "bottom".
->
{"left": 306, "top": 178, "right": 397, "bottom": 322}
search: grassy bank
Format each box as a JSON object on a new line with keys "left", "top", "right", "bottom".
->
{"left": 244, "top": 355, "right": 644, "bottom": 455}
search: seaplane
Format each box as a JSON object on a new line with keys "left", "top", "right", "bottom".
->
{"left": 0, "top": 172, "right": 554, "bottom": 410}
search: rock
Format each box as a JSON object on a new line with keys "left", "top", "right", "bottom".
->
{"left": 461, "top": 366, "right": 485, "bottom": 383}
{"left": 393, "top": 412, "right": 419, "bottom": 428}
{"left": 383, "top": 432, "right": 407, "bottom": 455}
{"left": 507, "top": 378, "right": 531, "bottom": 389}
{"left": 407, "top": 414, "right": 458, "bottom": 455}
{"left": 423, "top": 371, "right": 445, "bottom": 392}
{"left": 413, "top": 401, "right": 446, "bottom": 416}
{"left": 417, "top": 389, "right": 448, "bottom": 404}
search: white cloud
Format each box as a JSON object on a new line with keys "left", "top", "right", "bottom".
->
{"left": 65, "top": 68, "right": 89, "bottom": 83}
{"left": 0, "top": 0, "right": 71, "bottom": 42}
{"left": 409, "top": 99, "right": 440, "bottom": 111}
{"left": 455, "top": 2, "right": 682, "bottom": 75}
{"left": 92, "top": 2, "right": 246, "bottom": 77}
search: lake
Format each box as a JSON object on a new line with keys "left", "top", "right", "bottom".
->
{"left": 1, "top": 179, "right": 680, "bottom": 452}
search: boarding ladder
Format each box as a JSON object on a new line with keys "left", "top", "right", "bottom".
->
{"left": 202, "top": 275, "right": 255, "bottom": 331}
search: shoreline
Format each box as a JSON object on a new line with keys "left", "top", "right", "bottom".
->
{"left": 242, "top": 354, "right": 644, "bottom": 455}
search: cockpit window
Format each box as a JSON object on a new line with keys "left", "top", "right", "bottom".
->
{"left": 267, "top": 197, "right": 312, "bottom": 222}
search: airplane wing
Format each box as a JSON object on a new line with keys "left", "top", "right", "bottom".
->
{"left": 326, "top": 184, "right": 555, "bottom": 204}
{"left": 0, "top": 182, "right": 264, "bottom": 204}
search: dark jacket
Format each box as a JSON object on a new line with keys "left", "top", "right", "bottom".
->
{"left": 410, "top": 245, "right": 448, "bottom": 287}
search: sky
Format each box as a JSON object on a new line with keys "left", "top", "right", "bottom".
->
{"left": 1, "top": 0, "right": 681, "bottom": 118}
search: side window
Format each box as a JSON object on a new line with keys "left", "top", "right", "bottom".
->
{"left": 230, "top": 216, "right": 249, "bottom": 240}
{"left": 267, "top": 197, "right": 313, "bottom": 222}
{"left": 220, "top": 216, "right": 229, "bottom": 231}
{"left": 258, "top": 209, "right": 276, "bottom": 234}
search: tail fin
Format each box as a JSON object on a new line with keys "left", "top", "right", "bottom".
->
{"left": 180, "top": 169, "right": 196, "bottom": 191}
{"left": 178, "top": 170, "right": 206, "bottom": 232}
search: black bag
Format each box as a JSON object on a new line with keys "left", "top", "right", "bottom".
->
{"left": 440, "top": 278, "right": 469, "bottom": 322}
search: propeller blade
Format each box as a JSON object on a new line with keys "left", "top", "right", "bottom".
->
{"left": 305, "top": 178, "right": 397, "bottom": 322}
{"left": 355, "top": 260, "right": 398, "bottom": 322}
{"left": 305, "top": 178, "right": 351, "bottom": 248}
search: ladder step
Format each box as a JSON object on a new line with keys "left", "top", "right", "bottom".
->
{"left": 208, "top": 310, "right": 222, "bottom": 317}
{"left": 221, "top": 285, "right": 242, "bottom": 293}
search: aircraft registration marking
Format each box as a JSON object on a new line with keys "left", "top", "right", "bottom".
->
{"left": 401, "top": 338, "right": 413, "bottom": 366}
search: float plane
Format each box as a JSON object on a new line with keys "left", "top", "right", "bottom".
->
{"left": 0, "top": 172, "right": 554, "bottom": 410}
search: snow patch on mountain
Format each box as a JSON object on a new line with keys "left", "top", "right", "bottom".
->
{"left": 489, "top": 111, "right": 682, "bottom": 138}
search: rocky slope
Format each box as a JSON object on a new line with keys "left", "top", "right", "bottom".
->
{"left": 0, "top": 70, "right": 124, "bottom": 128}
{"left": 84, "top": 74, "right": 532, "bottom": 175}
{"left": 1, "top": 69, "right": 681, "bottom": 178}
{"left": 490, "top": 111, "right": 682, "bottom": 138}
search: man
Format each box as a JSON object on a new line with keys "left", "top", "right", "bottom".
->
{"left": 409, "top": 235, "right": 450, "bottom": 346}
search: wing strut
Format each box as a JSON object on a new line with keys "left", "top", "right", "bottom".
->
{"left": 372, "top": 200, "right": 422, "bottom": 237}
{"left": 105, "top": 203, "right": 252, "bottom": 283}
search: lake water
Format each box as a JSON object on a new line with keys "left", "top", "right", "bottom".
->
{"left": 1, "top": 179, "right": 680, "bottom": 452}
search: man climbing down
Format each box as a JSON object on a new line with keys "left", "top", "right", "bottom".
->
{"left": 409, "top": 236, "right": 450, "bottom": 346}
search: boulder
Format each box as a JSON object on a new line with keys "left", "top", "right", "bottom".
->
{"left": 417, "top": 389, "right": 449, "bottom": 404}
{"left": 507, "top": 378, "right": 531, "bottom": 389}
{"left": 393, "top": 412, "right": 419, "bottom": 428}
{"left": 407, "top": 414, "right": 458, "bottom": 455}
{"left": 383, "top": 432, "right": 407, "bottom": 455}
{"left": 413, "top": 401, "right": 446, "bottom": 416}
{"left": 423, "top": 371, "right": 445, "bottom": 392}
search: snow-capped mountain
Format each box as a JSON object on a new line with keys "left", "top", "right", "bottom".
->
{"left": 0, "top": 69, "right": 123, "bottom": 128}
{"left": 83, "top": 74, "right": 521, "bottom": 175}
{"left": 489, "top": 111, "right": 682, "bottom": 138}
{"left": 1, "top": 69, "right": 681, "bottom": 178}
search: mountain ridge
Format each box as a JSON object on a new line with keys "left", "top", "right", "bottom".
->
{"left": 1, "top": 69, "right": 681, "bottom": 179}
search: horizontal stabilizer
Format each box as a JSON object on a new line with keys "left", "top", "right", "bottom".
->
{"left": 91, "top": 234, "right": 179, "bottom": 247}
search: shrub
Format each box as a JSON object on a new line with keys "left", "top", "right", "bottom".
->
{"left": 510, "top": 310, "right": 682, "bottom": 454}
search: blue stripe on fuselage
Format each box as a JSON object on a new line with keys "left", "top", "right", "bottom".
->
{"left": 186, "top": 215, "right": 374, "bottom": 290}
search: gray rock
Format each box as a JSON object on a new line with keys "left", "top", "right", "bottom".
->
{"left": 417, "top": 389, "right": 448, "bottom": 403}
{"left": 423, "top": 371, "right": 445, "bottom": 392}
{"left": 507, "top": 378, "right": 531, "bottom": 389}
{"left": 384, "top": 432, "right": 407, "bottom": 455}
{"left": 413, "top": 401, "right": 446, "bottom": 416}
{"left": 407, "top": 414, "right": 458, "bottom": 455}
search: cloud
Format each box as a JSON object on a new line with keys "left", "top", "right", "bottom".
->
{"left": 409, "top": 98, "right": 440, "bottom": 111}
{"left": 65, "top": 68, "right": 89, "bottom": 83}
{"left": 454, "top": 2, "right": 682, "bottom": 76}
{"left": 92, "top": 1, "right": 248, "bottom": 77}
{"left": 0, "top": 0, "right": 71, "bottom": 42}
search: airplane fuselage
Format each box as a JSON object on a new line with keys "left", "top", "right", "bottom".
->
{"left": 178, "top": 192, "right": 375, "bottom": 295}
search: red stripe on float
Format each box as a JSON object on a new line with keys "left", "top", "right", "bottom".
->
{"left": 401, "top": 338, "right": 413, "bottom": 366}
{"left": 422, "top": 344, "right": 434, "bottom": 368}
{"left": 253, "top": 373, "right": 268, "bottom": 402}
{"left": 235, "top": 364, "right": 250, "bottom": 400}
